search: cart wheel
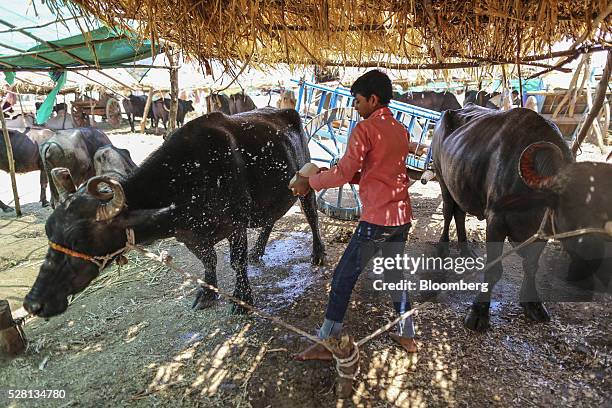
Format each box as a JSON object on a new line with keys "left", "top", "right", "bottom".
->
{"left": 71, "top": 104, "right": 87, "bottom": 127}
{"left": 106, "top": 98, "right": 122, "bottom": 127}
{"left": 303, "top": 107, "right": 362, "bottom": 221}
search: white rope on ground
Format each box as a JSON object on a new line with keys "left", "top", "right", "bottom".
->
{"left": 131, "top": 206, "right": 609, "bottom": 340}
{"left": 126, "top": 243, "right": 334, "bottom": 352}
{"left": 127, "top": 207, "right": 611, "bottom": 351}
{"left": 334, "top": 344, "right": 360, "bottom": 380}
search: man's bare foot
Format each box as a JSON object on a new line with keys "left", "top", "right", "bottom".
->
{"left": 389, "top": 333, "right": 418, "bottom": 353}
{"left": 293, "top": 342, "right": 333, "bottom": 361}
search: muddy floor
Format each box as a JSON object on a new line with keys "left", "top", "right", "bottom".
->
{"left": 0, "top": 129, "right": 610, "bottom": 407}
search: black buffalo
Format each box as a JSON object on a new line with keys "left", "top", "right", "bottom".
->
{"left": 122, "top": 94, "right": 155, "bottom": 132}
{"left": 162, "top": 98, "right": 195, "bottom": 127}
{"left": 93, "top": 145, "right": 137, "bottom": 179}
{"left": 432, "top": 104, "right": 611, "bottom": 331}
{"left": 34, "top": 102, "right": 68, "bottom": 114}
{"left": 396, "top": 91, "right": 461, "bottom": 112}
{"left": 23, "top": 108, "right": 326, "bottom": 318}
{"left": 207, "top": 93, "right": 256, "bottom": 116}
{"left": 206, "top": 94, "right": 232, "bottom": 114}
{"left": 0, "top": 128, "right": 54, "bottom": 211}
{"left": 229, "top": 93, "right": 257, "bottom": 115}
{"left": 463, "top": 90, "right": 519, "bottom": 109}
{"left": 151, "top": 99, "right": 168, "bottom": 130}
{"left": 40, "top": 128, "right": 112, "bottom": 207}
{"left": 127, "top": 96, "right": 195, "bottom": 130}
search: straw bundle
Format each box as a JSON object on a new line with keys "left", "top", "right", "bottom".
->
{"left": 51, "top": 1, "right": 611, "bottom": 69}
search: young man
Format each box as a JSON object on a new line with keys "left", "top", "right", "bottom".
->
{"left": 291, "top": 70, "right": 419, "bottom": 361}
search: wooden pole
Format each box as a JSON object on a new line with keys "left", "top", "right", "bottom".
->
{"left": 0, "top": 300, "right": 27, "bottom": 358}
{"left": 327, "top": 336, "right": 359, "bottom": 398}
{"left": 572, "top": 51, "right": 612, "bottom": 156}
{"left": 601, "top": 100, "right": 610, "bottom": 145}
{"left": 0, "top": 112, "right": 21, "bottom": 216}
{"left": 168, "top": 52, "right": 179, "bottom": 131}
{"left": 17, "top": 93, "right": 24, "bottom": 115}
{"left": 140, "top": 87, "right": 154, "bottom": 133}
{"left": 553, "top": 55, "right": 587, "bottom": 119}
{"left": 584, "top": 68, "right": 607, "bottom": 154}
{"left": 516, "top": 30, "right": 524, "bottom": 108}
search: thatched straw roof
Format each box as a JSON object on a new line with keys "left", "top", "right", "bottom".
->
{"left": 53, "top": 1, "right": 611, "bottom": 70}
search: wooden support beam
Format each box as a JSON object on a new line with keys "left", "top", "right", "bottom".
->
{"left": 167, "top": 52, "right": 179, "bottom": 132}
{"left": 572, "top": 51, "right": 612, "bottom": 156}
{"left": 423, "top": 0, "right": 444, "bottom": 63}
{"left": 140, "top": 87, "right": 154, "bottom": 133}
{"left": 0, "top": 300, "right": 27, "bottom": 358}
{"left": 516, "top": 30, "right": 524, "bottom": 107}
{"left": 0, "top": 113, "right": 21, "bottom": 216}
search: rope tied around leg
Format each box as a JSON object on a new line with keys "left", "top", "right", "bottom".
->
{"left": 333, "top": 342, "right": 360, "bottom": 380}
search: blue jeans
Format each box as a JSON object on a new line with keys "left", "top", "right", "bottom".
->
{"left": 325, "top": 221, "right": 412, "bottom": 325}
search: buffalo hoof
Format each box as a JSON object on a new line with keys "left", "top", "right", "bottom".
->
{"left": 436, "top": 242, "right": 450, "bottom": 258}
{"left": 311, "top": 250, "right": 326, "bottom": 266}
{"left": 521, "top": 302, "right": 550, "bottom": 322}
{"left": 459, "top": 244, "right": 479, "bottom": 260}
{"left": 192, "top": 287, "right": 219, "bottom": 310}
{"left": 464, "top": 302, "right": 490, "bottom": 332}
{"left": 41, "top": 200, "right": 50, "bottom": 208}
{"left": 230, "top": 291, "right": 254, "bottom": 315}
{"left": 1, "top": 205, "right": 14, "bottom": 213}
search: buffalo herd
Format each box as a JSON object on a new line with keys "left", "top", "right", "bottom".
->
{"left": 2, "top": 91, "right": 255, "bottom": 211}
{"left": 0, "top": 87, "right": 607, "bottom": 334}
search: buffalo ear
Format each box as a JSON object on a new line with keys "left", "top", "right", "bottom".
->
{"left": 493, "top": 192, "right": 558, "bottom": 212}
{"left": 519, "top": 142, "right": 565, "bottom": 190}
{"left": 51, "top": 167, "right": 76, "bottom": 202}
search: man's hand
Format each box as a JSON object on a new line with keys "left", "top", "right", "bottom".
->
{"left": 290, "top": 172, "right": 311, "bottom": 196}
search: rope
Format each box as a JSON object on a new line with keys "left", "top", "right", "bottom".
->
{"left": 126, "top": 243, "right": 335, "bottom": 353}
{"left": 15, "top": 208, "right": 611, "bottom": 382}
{"left": 49, "top": 229, "right": 135, "bottom": 270}
{"left": 334, "top": 343, "right": 360, "bottom": 380}
{"left": 126, "top": 206, "right": 611, "bottom": 352}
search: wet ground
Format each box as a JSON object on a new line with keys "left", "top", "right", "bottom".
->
{"left": 0, "top": 130, "right": 610, "bottom": 407}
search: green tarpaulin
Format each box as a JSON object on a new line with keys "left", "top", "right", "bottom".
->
{"left": 0, "top": 3, "right": 162, "bottom": 123}
{"left": 35, "top": 71, "right": 67, "bottom": 124}
{"left": 3, "top": 71, "right": 15, "bottom": 84}
{"left": 0, "top": 26, "right": 159, "bottom": 70}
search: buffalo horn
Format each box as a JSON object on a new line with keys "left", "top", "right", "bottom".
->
{"left": 50, "top": 167, "right": 76, "bottom": 202}
{"left": 87, "top": 176, "right": 126, "bottom": 221}
{"left": 518, "top": 142, "right": 564, "bottom": 190}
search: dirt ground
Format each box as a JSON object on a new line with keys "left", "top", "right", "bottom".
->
{"left": 0, "top": 127, "right": 610, "bottom": 407}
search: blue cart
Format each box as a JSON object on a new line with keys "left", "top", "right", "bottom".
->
{"left": 292, "top": 79, "right": 441, "bottom": 220}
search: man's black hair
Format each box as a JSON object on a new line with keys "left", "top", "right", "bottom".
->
{"left": 350, "top": 69, "right": 393, "bottom": 105}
